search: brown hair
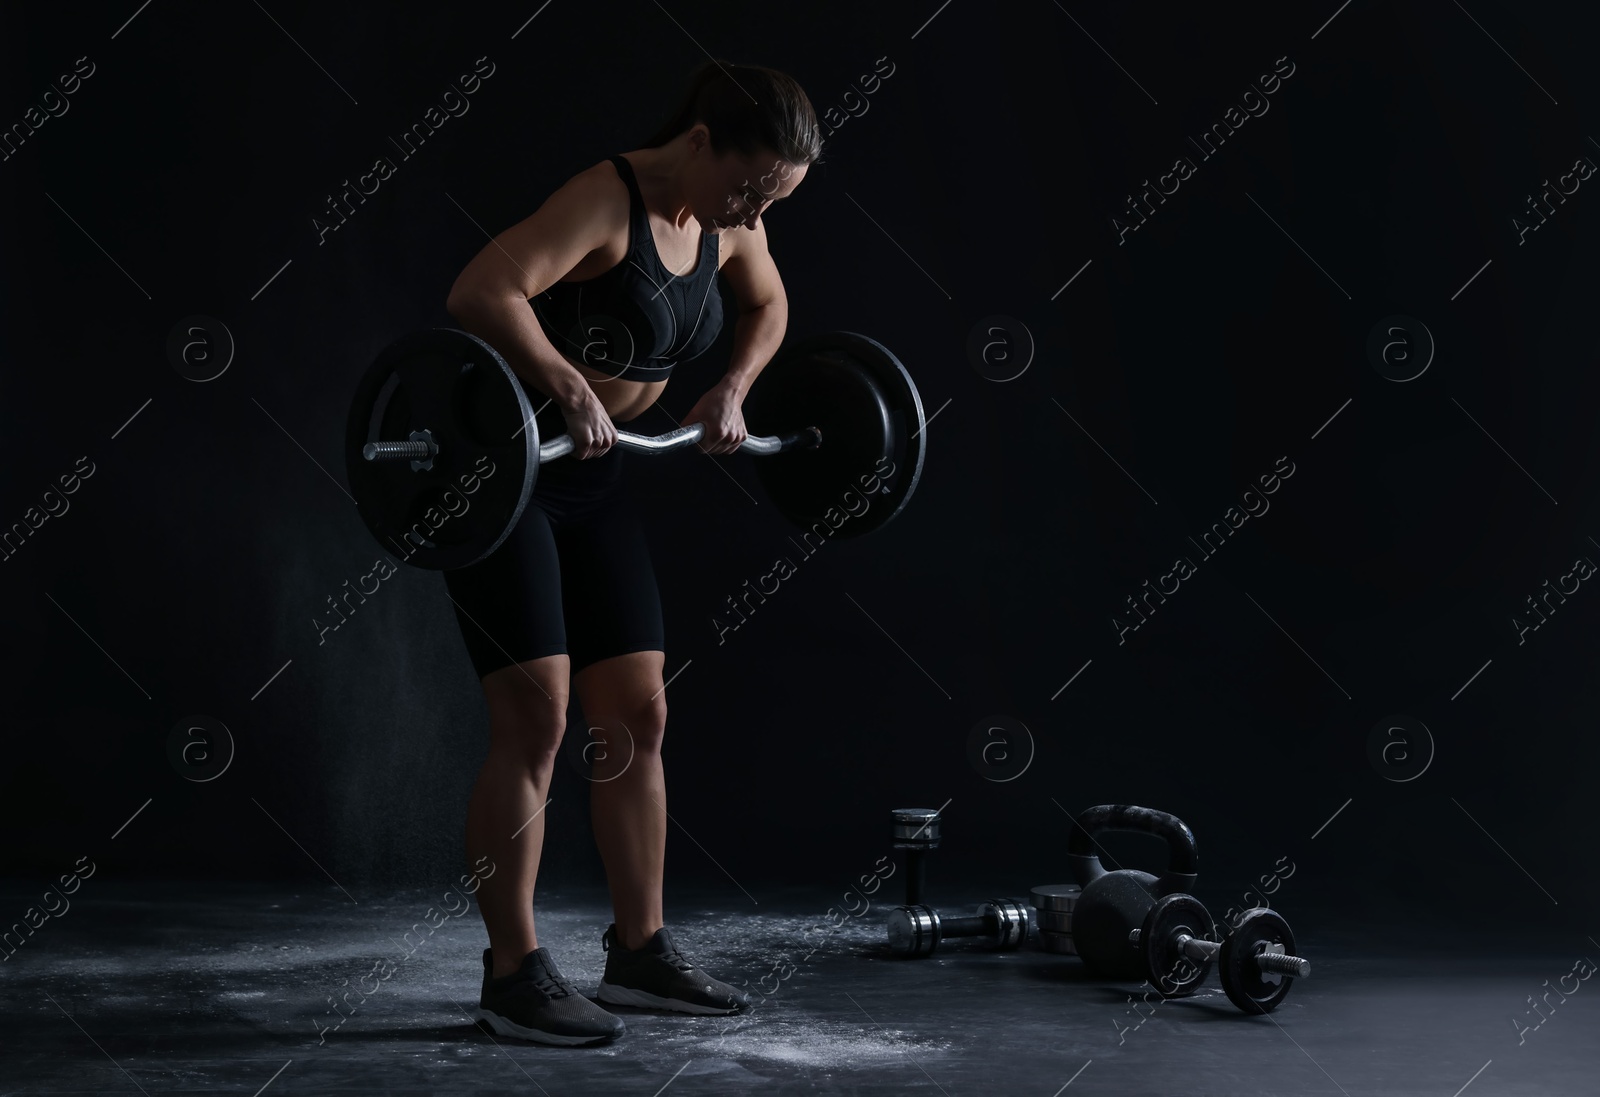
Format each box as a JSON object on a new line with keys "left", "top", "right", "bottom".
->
{"left": 645, "top": 60, "right": 824, "bottom": 166}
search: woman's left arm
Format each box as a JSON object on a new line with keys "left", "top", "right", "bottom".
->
{"left": 681, "top": 220, "right": 788, "bottom": 454}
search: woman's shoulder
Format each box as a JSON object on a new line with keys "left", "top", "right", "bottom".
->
{"left": 531, "top": 158, "right": 631, "bottom": 245}
{"left": 562, "top": 157, "right": 630, "bottom": 206}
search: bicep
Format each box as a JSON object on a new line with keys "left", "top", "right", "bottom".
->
{"left": 448, "top": 169, "right": 620, "bottom": 305}
{"left": 720, "top": 221, "right": 786, "bottom": 312}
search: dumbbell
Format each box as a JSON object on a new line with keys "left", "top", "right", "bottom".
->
{"left": 886, "top": 897, "right": 1032, "bottom": 957}
{"left": 891, "top": 807, "right": 942, "bottom": 906}
{"left": 1129, "top": 895, "right": 1311, "bottom": 1013}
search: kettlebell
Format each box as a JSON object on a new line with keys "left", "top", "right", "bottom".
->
{"left": 1066, "top": 804, "right": 1199, "bottom": 979}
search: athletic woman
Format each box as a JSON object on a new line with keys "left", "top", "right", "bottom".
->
{"left": 441, "top": 61, "right": 820, "bottom": 1045}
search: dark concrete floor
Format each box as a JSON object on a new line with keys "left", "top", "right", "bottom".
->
{"left": 1, "top": 881, "right": 1595, "bottom": 1096}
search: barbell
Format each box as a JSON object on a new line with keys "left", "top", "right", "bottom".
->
{"left": 344, "top": 328, "right": 927, "bottom": 570}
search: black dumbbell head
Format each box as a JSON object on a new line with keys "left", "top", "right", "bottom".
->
{"left": 1141, "top": 893, "right": 1215, "bottom": 999}
{"left": 1219, "top": 908, "right": 1299, "bottom": 1014}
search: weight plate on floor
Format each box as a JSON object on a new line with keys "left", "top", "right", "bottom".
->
{"left": 1036, "top": 931, "right": 1079, "bottom": 955}
{"left": 1038, "top": 909, "right": 1075, "bottom": 934}
{"left": 1031, "top": 884, "right": 1082, "bottom": 912}
{"left": 1141, "top": 894, "right": 1215, "bottom": 999}
{"left": 1219, "top": 907, "right": 1298, "bottom": 1014}
{"left": 346, "top": 329, "right": 538, "bottom": 570}
{"left": 744, "top": 332, "right": 925, "bottom": 539}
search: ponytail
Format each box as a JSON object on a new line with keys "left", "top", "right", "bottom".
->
{"left": 645, "top": 60, "right": 823, "bottom": 165}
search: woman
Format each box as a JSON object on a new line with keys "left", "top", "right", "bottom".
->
{"left": 441, "top": 60, "right": 820, "bottom": 1046}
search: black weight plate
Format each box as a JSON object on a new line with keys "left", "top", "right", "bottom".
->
{"left": 346, "top": 329, "right": 538, "bottom": 570}
{"left": 1219, "top": 908, "right": 1297, "bottom": 1014}
{"left": 745, "top": 353, "right": 890, "bottom": 529}
{"left": 744, "top": 332, "right": 925, "bottom": 538}
{"left": 831, "top": 332, "right": 924, "bottom": 535}
{"left": 1141, "top": 894, "right": 1214, "bottom": 998}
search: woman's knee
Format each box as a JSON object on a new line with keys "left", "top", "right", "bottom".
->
{"left": 482, "top": 659, "right": 570, "bottom": 762}
{"left": 491, "top": 701, "right": 568, "bottom": 764}
{"left": 595, "top": 691, "right": 667, "bottom": 755}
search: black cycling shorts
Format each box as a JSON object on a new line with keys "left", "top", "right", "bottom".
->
{"left": 441, "top": 394, "right": 664, "bottom": 680}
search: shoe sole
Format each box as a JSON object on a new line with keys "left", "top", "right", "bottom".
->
{"left": 474, "top": 1006, "right": 622, "bottom": 1046}
{"left": 596, "top": 979, "right": 744, "bottom": 1015}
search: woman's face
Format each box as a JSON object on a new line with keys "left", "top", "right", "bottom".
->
{"left": 689, "top": 130, "right": 807, "bottom": 234}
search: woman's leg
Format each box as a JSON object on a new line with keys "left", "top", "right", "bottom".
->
{"left": 467, "top": 655, "right": 572, "bottom": 979}
{"left": 576, "top": 649, "right": 747, "bottom": 1014}
{"left": 572, "top": 651, "right": 668, "bottom": 951}
{"left": 444, "top": 494, "right": 575, "bottom": 982}
{"left": 558, "top": 497, "right": 745, "bottom": 1013}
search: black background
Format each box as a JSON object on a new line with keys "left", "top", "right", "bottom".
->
{"left": 3, "top": 1, "right": 1595, "bottom": 933}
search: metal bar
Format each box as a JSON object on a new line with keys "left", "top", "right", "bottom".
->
{"left": 539, "top": 424, "right": 819, "bottom": 463}
{"left": 366, "top": 425, "right": 821, "bottom": 464}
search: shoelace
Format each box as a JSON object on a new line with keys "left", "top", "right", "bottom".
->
{"left": 655, "top": 945, "right": 696, "bottom": 974}
{"left": 529, "top": 969, "right": 577, "bottom": 998}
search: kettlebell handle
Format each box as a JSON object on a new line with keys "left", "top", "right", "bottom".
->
{"left": 1065, "top": 804, "right": 1199, "bottom": 897}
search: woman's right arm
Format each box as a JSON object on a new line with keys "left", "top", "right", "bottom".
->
{"left": 445, "top": 168, "right": 621, "bottom": 458}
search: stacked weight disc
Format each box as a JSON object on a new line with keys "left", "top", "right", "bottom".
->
{"left": 1031, "top": 884, "right": 1081, "bottom": 954}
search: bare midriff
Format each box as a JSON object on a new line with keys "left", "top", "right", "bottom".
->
{"left": 569, "top": 358, "right": 669, "bottom": 424}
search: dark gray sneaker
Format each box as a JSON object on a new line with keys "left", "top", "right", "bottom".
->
{"left": 475, "top": 947, "right": 625, "bottom": 1046}
{"left": 595, "top": 924, "right": 750, "bottom": 1015}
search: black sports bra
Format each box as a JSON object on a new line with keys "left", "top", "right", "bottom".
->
{"left": 530, "top": 155, "right": 724, "bottom": 381}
